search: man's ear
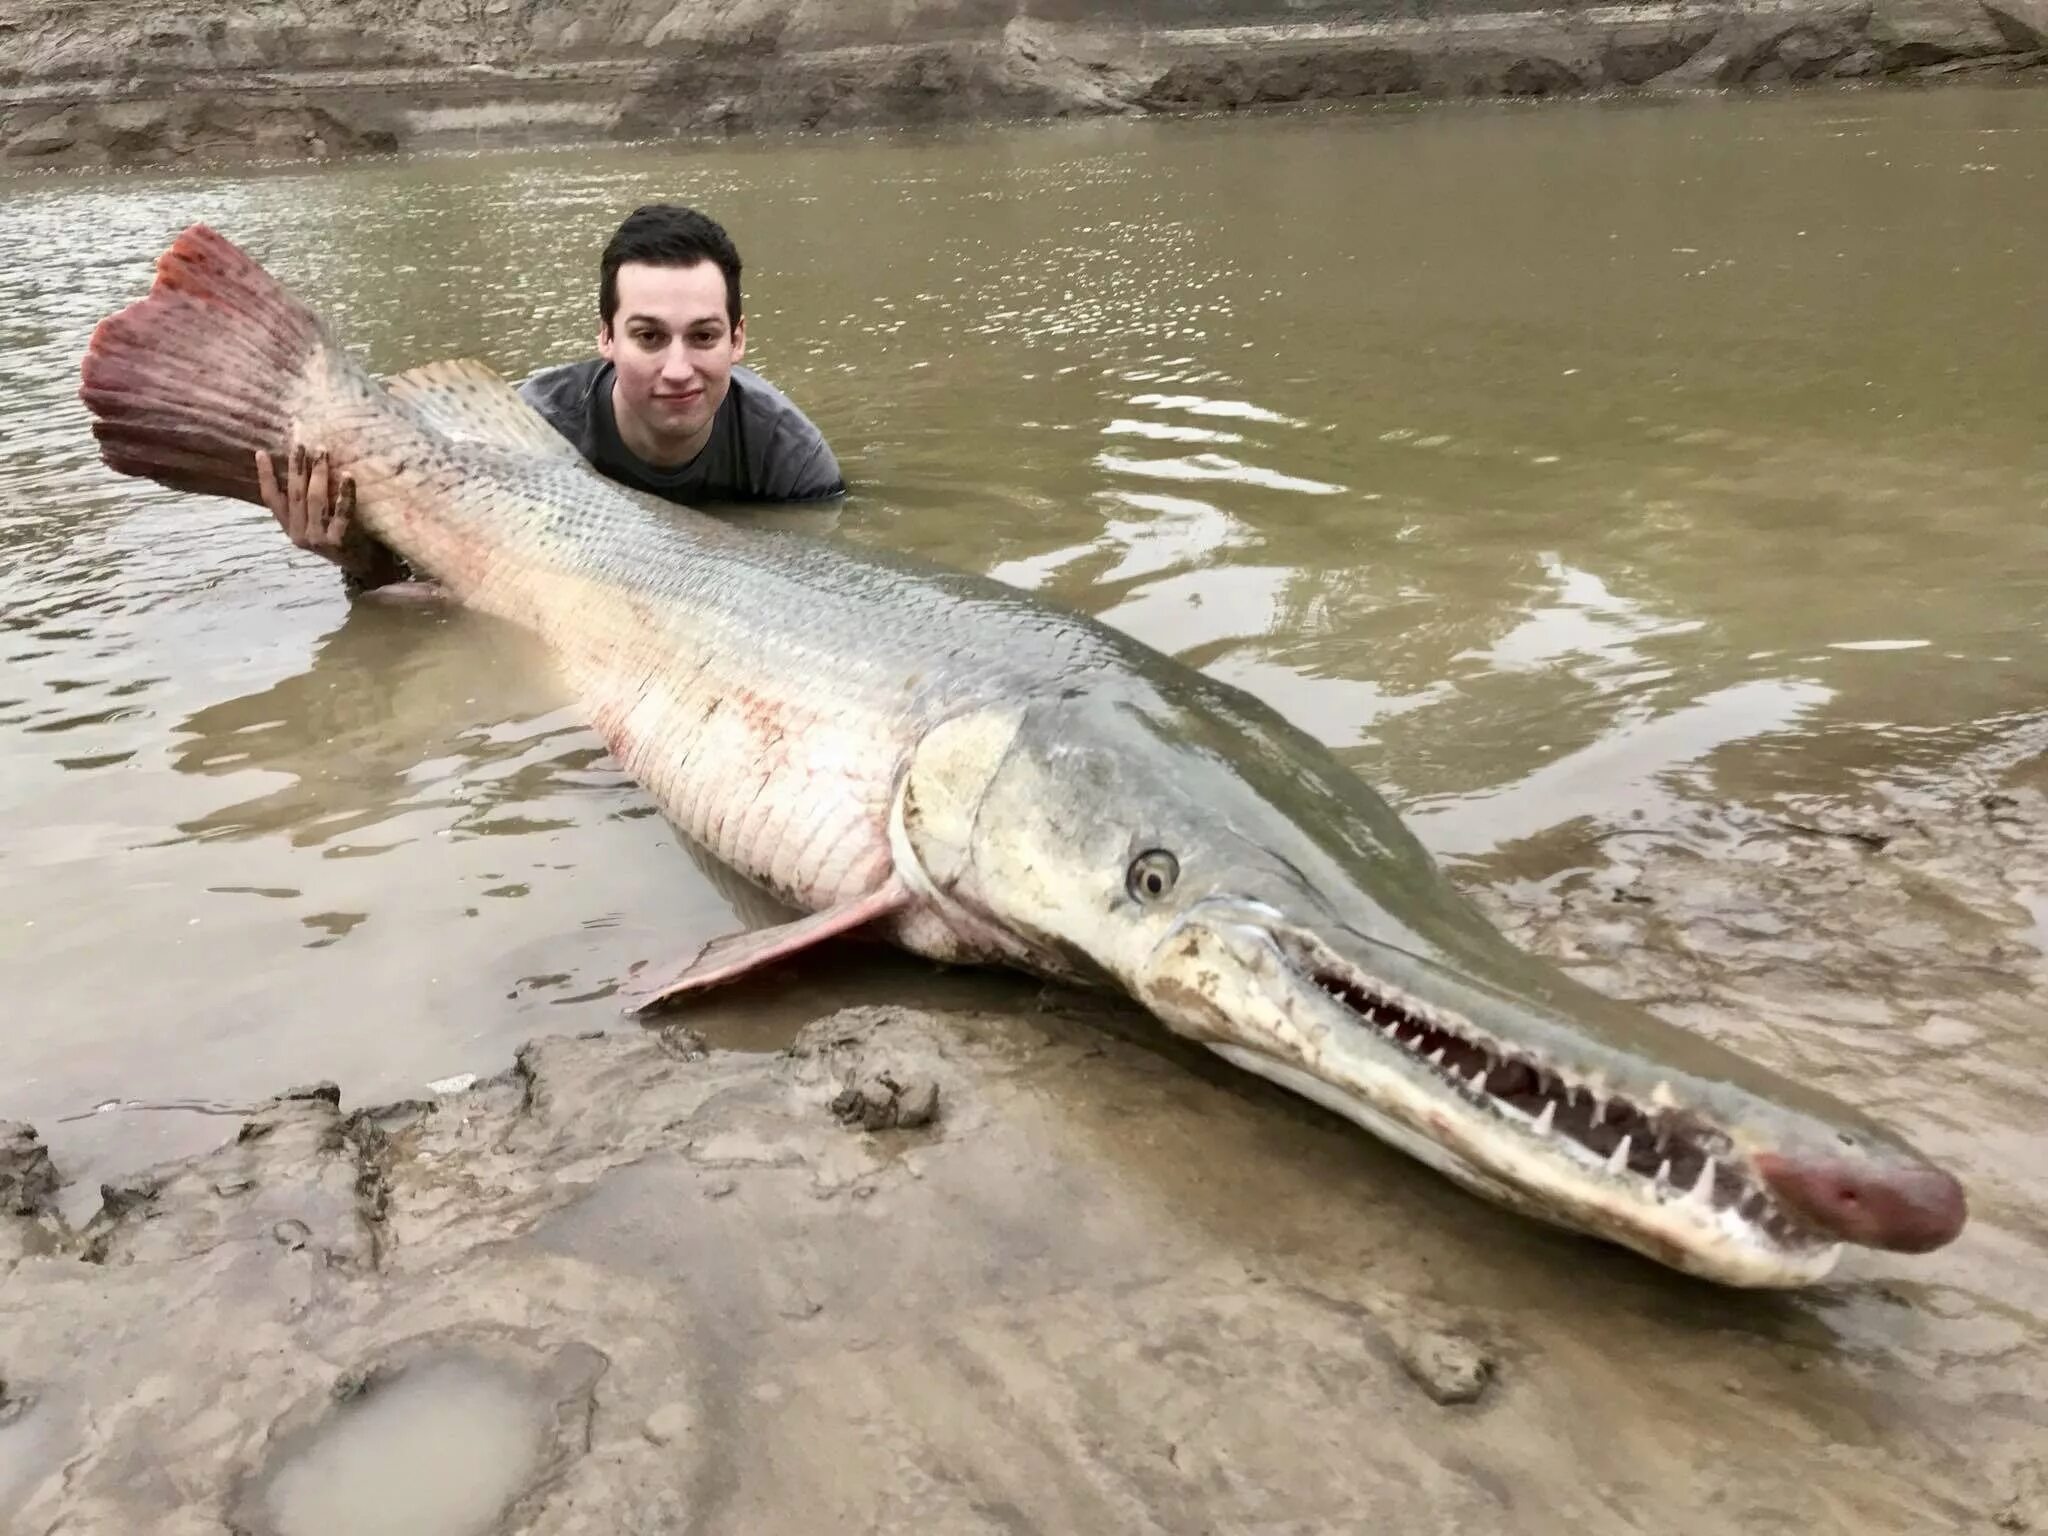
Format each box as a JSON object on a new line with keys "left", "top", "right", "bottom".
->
{"left": 597, "top": 321, "right": 616, "bottom": 362}
{"left": 731, "top": 315, "right": 746, "bottom": 363}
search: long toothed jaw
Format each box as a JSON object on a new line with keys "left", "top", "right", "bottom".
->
{"left": 1158, "top": 918, "right": 1963, "bottom": 1287}
{"left": 1298, "top": 953, "right": 1839, "bottom": 1277}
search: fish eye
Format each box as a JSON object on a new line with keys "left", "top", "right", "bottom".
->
{"left": 1127, "top": 849, "right": 1179, "bottom": 903}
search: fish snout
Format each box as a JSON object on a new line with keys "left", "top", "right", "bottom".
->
{"left": 1753, "top": 1152, "right": 1967, "bottom": 1253}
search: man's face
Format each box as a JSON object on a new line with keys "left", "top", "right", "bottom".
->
{"left": 599, "top": 259, "right": 746, "bottom": 454}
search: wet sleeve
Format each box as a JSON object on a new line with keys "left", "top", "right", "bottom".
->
{"left": 779, "top": 437, "right": 846, "bottom": 502}
{"left": 758, "top": 416, "right": 846, "bottom": 503}
{"left": 515, "top": 363, "right": 600, "bottom": 456}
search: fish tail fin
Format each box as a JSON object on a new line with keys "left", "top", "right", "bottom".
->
{"left": 78, "top": 223, "right": 331, "bottom": 505}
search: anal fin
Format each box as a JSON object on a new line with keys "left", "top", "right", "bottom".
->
{"left": 619, "top": 875, "right": 911, "bottom": 1015}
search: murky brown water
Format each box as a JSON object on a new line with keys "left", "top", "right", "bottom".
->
{"left": 2, "top": 82, "right": 2045, "bottom": 1235}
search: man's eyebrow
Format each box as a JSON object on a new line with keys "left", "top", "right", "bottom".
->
{"left": 620, "top": 311, "right": 726, "bottom": 329}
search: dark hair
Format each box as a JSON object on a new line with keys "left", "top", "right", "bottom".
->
{"left": 599, "top": 204, "right": 743, "bottom": 333}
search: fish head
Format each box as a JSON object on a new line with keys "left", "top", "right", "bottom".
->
{"left": 895, "top": 683, "right": 1965, "bottom": 1288}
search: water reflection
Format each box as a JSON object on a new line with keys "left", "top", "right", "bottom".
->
{"left": 160, "top": 603, "right": 582, "bottom": 851}
{"left": 1412, "top": 678, "right": 1835, "bottom": 858}
{"left": 988, "top": 491, "right": 1251, "bottom": 590}
{"left": 1095, "top": 449, "right": 1346, "bottom": 495}
{"left": 1462, "top": 555, "right": 1705, "bottom": 684}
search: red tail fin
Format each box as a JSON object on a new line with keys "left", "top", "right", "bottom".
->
{"left": 78, "top": 224, "right": 326, "bottom": 505}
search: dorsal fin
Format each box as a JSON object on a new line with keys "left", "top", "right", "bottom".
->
{"left": 385, "top": 358, "right": 582, "bottom": 460}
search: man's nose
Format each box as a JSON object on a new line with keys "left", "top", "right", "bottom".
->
{"left": 659, "top": 341, "right": 695, "bottom": 380}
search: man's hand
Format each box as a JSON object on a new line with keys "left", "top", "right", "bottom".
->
{"left": 255, "top": 445, "right": 408, "bottom": 592}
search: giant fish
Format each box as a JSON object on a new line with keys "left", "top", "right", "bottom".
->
{"left": 78, "top": 226, "right": 1966, "bottom": 1286}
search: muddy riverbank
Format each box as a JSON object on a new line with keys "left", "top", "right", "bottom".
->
{"left": 3, "top": 0, "right": 2045, "bottom": 169}
{"left": 3, "top": 764, "right": 2044, "bottom": 1532}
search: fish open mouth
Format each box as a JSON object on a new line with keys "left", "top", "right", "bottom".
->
{"left": 1264, "top": 929, "right": 1843, "bottom": 1265}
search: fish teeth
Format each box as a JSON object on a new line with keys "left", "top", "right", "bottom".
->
{"left": 1467, "top": 1067, "right": 1488, "bottom": 1094}
{"left": 1533, "top": 1101, "right": 1556, "bottom": 1136}
{"left": 1606, "top": 1136, "right": 1631, "bottom": 1176}
{"left": 1590, "top": 1097, "right": 1608, "bottom": 1127}
{"left": 1689, "top": 1158, "right": 1717, "bottom": 1208}
{"left": 1427, "top": 1049, "right": 1445, "bottom": 1067}
{"left": 1654, "top": 1159, "right": 1672, "bottom": 1191}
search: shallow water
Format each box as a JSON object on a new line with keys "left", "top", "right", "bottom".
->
{"left": 1, "top": 85, "right": 2044, "bottom": 1211}
{"left": 260, "top": 1357, "right": 546, "bottom": 1536}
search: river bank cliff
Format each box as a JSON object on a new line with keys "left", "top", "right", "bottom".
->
{"left": 3, "top": 0, "right": 2044, "bottom": 168}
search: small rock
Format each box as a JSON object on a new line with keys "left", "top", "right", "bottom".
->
{"left": 1389, "top": 1324, "right": 1493, "bottom": 1405}
{"left": 642, "top": 1402, "right": 692, "bottom": 1446}
{"left": 426, "top": 1073, "right": 477, "bottom": 1096}
{"left": 211, "top": 1177, "right": 254, "bottom": 1199}
{"left": 272, "top": 1219, "right": 311, "bottom": 1251}
{"left": 281, "top": 1081, "right": 341, "bottom": 1106}
{"left": 703, "top": 1178, "right": 736, "bottom": 1200}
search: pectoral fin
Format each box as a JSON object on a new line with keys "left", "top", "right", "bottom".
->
{"left": 619, "top": 875, "right": 912, "bottom": 1014}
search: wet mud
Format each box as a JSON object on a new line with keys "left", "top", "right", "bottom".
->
{"left": 3, "top": 754, "right": 2045, "bottom": 1533}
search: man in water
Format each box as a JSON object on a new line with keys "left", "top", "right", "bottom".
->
{"left": 256, "top": 203, "right": 844, "bottom": 593}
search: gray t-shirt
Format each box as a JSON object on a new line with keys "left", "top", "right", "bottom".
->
{"left": 517, "top": 358, "right": 844, "bottom": 504}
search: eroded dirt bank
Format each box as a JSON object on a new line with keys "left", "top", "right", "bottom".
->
{"left": 3, "top": 0, "right": 2045, "bottom": 169}
{"left": 2, "top": 767, "right": 2045, "bottom": 1532}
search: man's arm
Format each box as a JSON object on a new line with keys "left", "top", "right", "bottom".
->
{"left": 253, "top": 446, "right": 420, "bottom": 596}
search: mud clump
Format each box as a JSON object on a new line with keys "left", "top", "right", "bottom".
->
{"left": 1385, "top": 1319, "right": 1495, "bottom": 1405}
{"left": 1, "top": 1122, "right": 66, "bottom": 1266}
{"left": 830, "top": 1068, "right": 941, "bottom": 1131}
{"left": 0, "top": 1123, "right": 57, "bottom": 1216}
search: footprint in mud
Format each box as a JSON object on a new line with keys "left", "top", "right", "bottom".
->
{"left": 235, "top": 1336, "right": 606, "bottom": 1536}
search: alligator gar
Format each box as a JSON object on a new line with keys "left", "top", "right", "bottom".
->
{"left": 79, "top": 226, "right": 1966, "bottom": 1287}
